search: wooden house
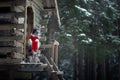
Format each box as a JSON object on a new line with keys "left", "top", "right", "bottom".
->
{"left": 0, "top": 0, "right": 62, "bottom": 80}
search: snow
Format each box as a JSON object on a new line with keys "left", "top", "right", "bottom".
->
{"left": 75, "top": 5, "right": 92, "bottom": 16}
{"left": 78, "top": 33, "right": 86, "bottom": 37}
{"left": 88, "top": 38, "right": 93, "bottom": 42}
{"left": 83, "top": 0, "right": 88, "bottom": 4}
{"left": 81, "top": 39, "right": 92, "bottom": 43}
{"left": 66, "top": 33, "right": 72, "bottom": 37}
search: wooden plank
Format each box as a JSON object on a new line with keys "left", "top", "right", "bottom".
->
{"left": 13, "top": 6, "right": 25, "bottom": 12}
{"left": 0, "top": 30, "right": 14, "bottom": 36}
{"left": 0, "top": 47, "right": 23, "bottom": 53}
{"left": 0, "top": 0, "right": 26, "bottom": 7}
{"left": 54, "top": 0, "right": 61, "bottom": 26}
{"left": 0, "top": 41, "right": 23, "bottom": 47}
{"left": 32, "top": 2, "right": 40, "bottom": 13}
{"left": 14, "top": 30, "right": 24, "bottom": 36}
{"left": 0, "top": 13, "right": 13, "bottom": 20}
{"left": 50, "top": 58, "right": 63, "bottom": 75}
{"left": 0, "top": 36, "right": 23, "bottom": 42}
{"left": 33, "top": 0, "right": 44, "bottom": 10}
{"left": 44, "top": 56, "right": 54, "bottom": 71}
{"left": 0, "top": 30, "right": 25, "bottom": 36}
{"left": 0, "top": 2, "right": 13, "bottom": 7}
{"left": 41, "top": 44, "right": 52, "bottom": 48}
{"left": 0, "top": 58, "right": 21, "bottom": 64}
{"left": 41, "top": 28, "right": 48, "bottom": 33}
{"left": 14, "top": 0, "right": 26, "bottom": 6}
{"left": 14, "top": 41, "right": 23, "bottom": 47}
{"left": 0, "top": 12, "right": 24, "bottom": 19}
{"left": 14, "top": 12, "right": 25, "bottom": 17}
{"left": 0, "top": 24, "right": 24, "bottom": 30}
{"left": 12, "top": 52, "right": 23, "bottom": 59}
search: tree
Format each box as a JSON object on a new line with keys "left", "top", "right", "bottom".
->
{"left": 57, "top": 0, "right": 120, "bottom": 80}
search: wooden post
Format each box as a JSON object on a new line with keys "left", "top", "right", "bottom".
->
{"left": 24, "top": 6, "right": 27, "bottom": 58}
{"left": 51, "top": 41, "right": 55, "bottom": 61}
{"left": 53, "top": 40, "right": 59, "bottom": 65}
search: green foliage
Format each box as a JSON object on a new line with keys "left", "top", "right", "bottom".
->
{"left": 57, "top": 0, "right": 120, "bottom": 79}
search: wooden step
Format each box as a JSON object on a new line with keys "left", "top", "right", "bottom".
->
{"left": 0, "top": 47, "right": 23, "bottom": 54}
{"left": 0, "top": 24, "right": 24, "bottom": 30}
{"left": 0, "top": 0, "right": 26, "bottom": 7}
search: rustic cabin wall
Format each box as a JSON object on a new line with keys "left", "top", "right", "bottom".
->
{"left": 32, "top": 0, "right": 43, "bottom": 28}
{"left": 0, "top": 0, "right": 26, "bottom": 61}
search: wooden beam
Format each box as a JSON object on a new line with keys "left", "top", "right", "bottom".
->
{"left": 0, "top": 0, "right": 26, "bottom": 7}
{"left": 40, "top": 44, "right": 52, "bottom": 48}
{"left": 0, "top": 24, "right": 24, "bottom": 30}
{"left": 53, "top": 45, "right": 58, "bottom": 65}
{"left": 0, "top": 41, "right": 23, "bottom": 47}
{"left": 0, "top": 58, "right": 21, "bottom": 64}
{"left": 0, "top": 47, "right": 23, "bottom": 53}
{"left": 32, "top": 0, "right": 44, "bottom": 10}
{"left": 14, "top": 12, "right": 25, "bottom": 17}
{"left": 12, "top": 52, "right": 23, "bottom": 59}
{"left": 54, "top": 0, "right": 61, "bottom": 26}
{"left": 0, "top": 12, "right": 24, "bottom": 19}
{"left": 50, "top": 58, "right": 63, "bottom": 75}
{"left": 14, "top": 30, "right": 24, "bottom": 36}
{"left": 0, "top": 36, "right": 23, "bottom": 42}
{"left": 14, "top": 0, "right": 26, "bottom": 6}
{"left": 44, "top": 56, "right": 54, "bottom": 71}
{"left": 13, "top": 6, "right": 25, "bottom": 12}
{"left": 0, "top": 29, "right": 23, "bottom": 37}
{"left": 0, "top": 2, "right": 13, "bottom": 7}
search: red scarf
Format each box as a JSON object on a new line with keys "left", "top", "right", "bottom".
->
{"left": 29, "top": 34, "right": 39, "bottom": 52}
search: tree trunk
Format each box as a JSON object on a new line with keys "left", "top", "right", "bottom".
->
{"left": 105, "top": 56, "right": 111, "bottom": 80}
{"left": 102, "top": 58, "right": 106, "bottom": 80}
{"left": 73, "top": 53, "right": 78, "bottom": 80}
{"left": 98, "top": 58, "right": 106, "bottom": 80}
{"left": 85, "top": 47, "right": 90, "bottom": 80}
{"left": 78, "top": 46, "right": 84, "bottom": 80}
{"left": 92, "top": 47, "right": 97, "bottom": 80}
{"left": 118, "top": 50, "right": 120, "bottom": 80}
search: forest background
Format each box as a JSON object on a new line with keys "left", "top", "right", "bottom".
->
{"left": 55, "top": 0, "right": 120, "bottom": 80}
